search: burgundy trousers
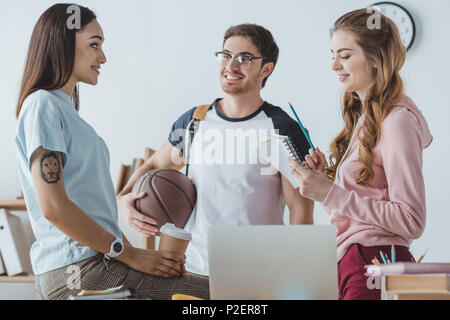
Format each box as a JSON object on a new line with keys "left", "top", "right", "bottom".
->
{"left": 338, "top": 243, "right": 415, "bottom": 300}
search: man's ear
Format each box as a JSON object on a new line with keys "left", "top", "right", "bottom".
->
{"left": 261, "top": 62, "right": 274, "bottom": 78}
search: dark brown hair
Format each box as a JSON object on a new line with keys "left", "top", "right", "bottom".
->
{"left": 16, "top": 3, "right": 97, "bottom": 118}
{"left": 223, "top": 24, "right": 279, "bottom": 88}
{"left": 324, "top": 9, "right": 406, "bottom": 185}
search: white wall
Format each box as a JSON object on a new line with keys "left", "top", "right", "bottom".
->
{"left": 1, "top": 0, "right": 449, "bottom": 263}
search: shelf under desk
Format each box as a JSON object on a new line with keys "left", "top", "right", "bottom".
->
{"left": 0, "top": 200, "right": 27, "bottom": 211}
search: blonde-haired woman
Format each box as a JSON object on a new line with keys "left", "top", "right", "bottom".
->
{"left": 289, "top": 9, "right": 432, "bottom": 300}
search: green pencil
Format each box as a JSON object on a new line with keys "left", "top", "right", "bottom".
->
{"left": 391, "top": 245, "right": 396, "bottom": 264}
{"left": 379, "top": 250, "right": 388, "bottom": 264}
{"left": 289, "top": 102, "right": 315, "bottom": 151}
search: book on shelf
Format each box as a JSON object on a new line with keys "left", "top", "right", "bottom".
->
{"left": 116, "top": 164, "right": 130, "bottom": 194}
{"left": 0, "top": 252, "right": 6, "bottom": 275}
{"left": 384, "top": 274, "right": 450, "bottom": 292}
{"left": 129, "top": 158, "right": 137, "bottom": 177}
{"left": 123, "top": 165, "right": 131, "bottom": 185}
{"left": 0, "top": 209, "right": 33, "bottom": 276}
{"left": 391, "top": 291, "right": 450, "bottom": 300}
{"left": 365, "top": 262, "right": 450, "bottom": 276}
{"left": 145, "top": 148, "right": 155, "bottom": 161}
{"left": 135, "top": 158, "right": 144, "bottom": 172}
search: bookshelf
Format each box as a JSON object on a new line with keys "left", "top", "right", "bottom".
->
{"left": 0, "top": 275, "right": 34, "bottom": 283}
{"left": 0, "top": 275, "right": 37, "bottom": 299}
{"left": 0, "top": 200, "right": 34, "bottom": 284}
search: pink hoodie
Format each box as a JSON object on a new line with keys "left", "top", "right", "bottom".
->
{"left": 321, "top": 96, "right": 433, "bottom": 262}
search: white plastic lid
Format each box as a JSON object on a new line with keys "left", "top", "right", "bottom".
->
{"left": 160, "top": 223, "right": 192, "bottom": 241}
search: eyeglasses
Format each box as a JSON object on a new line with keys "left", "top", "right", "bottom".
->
{"left": 215, "top": 51, "right": 267, "bottom": 69}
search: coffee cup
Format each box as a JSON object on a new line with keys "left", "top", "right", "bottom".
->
{"left": 158, "top": 223, "right": 192, "bottom": 255}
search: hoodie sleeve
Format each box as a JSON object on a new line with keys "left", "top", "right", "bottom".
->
{"left": 322, "top": 109, "right": 427, "bottom": 240}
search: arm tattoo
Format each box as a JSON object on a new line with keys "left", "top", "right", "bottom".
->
{"left": 40, "top": 151, "right": 62, "bottom": 184}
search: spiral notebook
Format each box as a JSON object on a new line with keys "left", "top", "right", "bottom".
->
{"left": 259, "top": 133, "right": 307, "bottom": 189}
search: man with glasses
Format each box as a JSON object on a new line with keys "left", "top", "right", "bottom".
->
{"left": 117, "top": 24, "right": 314, "bottom": 276}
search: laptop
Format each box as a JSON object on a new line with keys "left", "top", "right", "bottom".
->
{"left": 208, "top": 225, "right": 338, "bottom": 300}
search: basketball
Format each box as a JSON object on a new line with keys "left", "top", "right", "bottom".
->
{"left": 131, "top": 169, "right": 196, "bottom": 229}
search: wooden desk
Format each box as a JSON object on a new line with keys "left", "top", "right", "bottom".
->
{"left": 0, "top": 200, "right": 27, "bottom": 211}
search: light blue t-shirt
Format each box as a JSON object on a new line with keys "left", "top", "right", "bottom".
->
{"left": 15, "top": 89, "right": 122, "bottom": 275}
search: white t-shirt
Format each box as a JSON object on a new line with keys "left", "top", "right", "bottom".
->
{"left": 168, "top": 98, "right": 310, "bottom": 275}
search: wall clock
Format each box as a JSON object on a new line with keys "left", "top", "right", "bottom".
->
{"left": 371, "top": 2, "right": 416, "bottom": 50}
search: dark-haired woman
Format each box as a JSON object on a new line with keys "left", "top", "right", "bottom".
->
{"left": 15, "top": 3, "right": 209, "bottom": 300}
{"left": 289, "top": 9, "right": 432, "bottom": 300}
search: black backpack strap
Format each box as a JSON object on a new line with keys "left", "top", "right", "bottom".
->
{"left": 185, "top": 104, "right": 212, "bottom": 177}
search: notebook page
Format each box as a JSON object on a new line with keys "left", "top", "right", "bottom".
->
{"left": 259, "top": 134, "right": 300, "bottom": 189}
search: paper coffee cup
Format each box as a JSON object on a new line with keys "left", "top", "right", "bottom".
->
{"left": 158, "top": 223, "right": 192, "bottom": 255}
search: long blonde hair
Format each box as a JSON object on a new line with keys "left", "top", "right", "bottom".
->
{"left": 324, "top": 9, "right": 406, "bottom": 185}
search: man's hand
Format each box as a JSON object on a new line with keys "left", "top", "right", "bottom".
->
{"left": 117, "top": 142, "right": 186, "bottom": 235}
{"left": 117, "top": 192, "right": 159, "bottom": 236}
